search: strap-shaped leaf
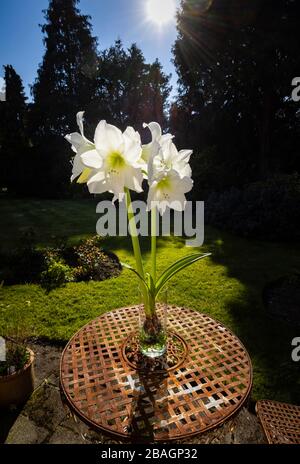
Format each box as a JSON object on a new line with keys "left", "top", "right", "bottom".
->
{"left": 155, "top": 253, "right": 211, "bottom": 296}
{"left": 121, "top": 262, "right": 150, "bottom": 294}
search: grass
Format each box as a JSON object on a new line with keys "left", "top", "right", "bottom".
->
{"left": 0, "top": 198, "right": 300, "bottom": 404}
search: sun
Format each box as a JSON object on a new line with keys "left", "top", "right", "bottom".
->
{"left": 146, "top": 0, "right": 176, "bottom": 27}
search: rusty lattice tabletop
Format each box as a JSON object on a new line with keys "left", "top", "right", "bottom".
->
{"left": 60, "top": 305, "right": 252, "bottom": 442}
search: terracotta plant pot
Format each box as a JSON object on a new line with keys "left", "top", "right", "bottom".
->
{"left": 0, "top": 348, "right": 35, "bottom": 409}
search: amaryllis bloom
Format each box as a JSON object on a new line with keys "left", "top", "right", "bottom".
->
{"left": 143, "top": 122, "right": 192, "bottom": 182}
{"left": 142, "top": 122, "right": 173, "bottom": 176}
{"left": 147, "top": 169, "right": 193, "bottom": 215}
{"left": 152, "top": 138, "right": 193, "bottom": 181}
{"left": 65, "top": 112, "right": 95, "bottom": 183}
{"left": 81, "top": 121, "right": 144, "bottom": 202}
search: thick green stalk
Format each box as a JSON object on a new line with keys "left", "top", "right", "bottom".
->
{"left": 125, "top": 188, "right": 144, "bottom": 279}
{"left": 125, "top": 188, "right": 154, "bottom": 316}
{"left": 151, "top": 206, "right": 157, "bottom": 284}
{"left": 125, "top": 188, "right": 156, "bottom": 317}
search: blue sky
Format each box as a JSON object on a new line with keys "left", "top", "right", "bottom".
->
{"left": 0, "top": 0, "right": 180, "bottom": 101}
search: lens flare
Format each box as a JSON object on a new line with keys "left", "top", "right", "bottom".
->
{"left": 146, "top": 0, "right": 176, "bottom": 27}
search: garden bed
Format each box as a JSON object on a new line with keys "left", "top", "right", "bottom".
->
{"left": 0, "top": 236, "right": 121, "bottom": 291}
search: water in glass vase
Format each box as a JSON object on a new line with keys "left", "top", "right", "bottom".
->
{"left": 139, "top": 302, "right": 167, "bottom": 358}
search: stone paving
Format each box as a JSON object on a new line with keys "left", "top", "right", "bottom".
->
{"left": 3, "top": 343, "right": 267, "bottom": 444}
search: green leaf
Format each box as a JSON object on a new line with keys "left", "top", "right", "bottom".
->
{"left": 120, "top": 262, "right": 149, "bottom": 294}
{"left": 155, "top": 253, "right": 211, "bottom": 296}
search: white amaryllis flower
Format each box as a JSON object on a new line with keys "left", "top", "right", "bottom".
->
{"left": 65, "top": 112, "right": 95, "bottom": 183}
{"left": 151, "top": 138, "right": 192, "bottom": 182}
{"left": 142, "top": 122, "right": 173, "bottom": 178}
{"left": 147, "top": 169, "right": 193, "bottom": 215}
{"left": 143, "top": 122, "right": 192, "bottom": 182}
{"left": 81, "top": 121, "right": 144, "bottom": 202}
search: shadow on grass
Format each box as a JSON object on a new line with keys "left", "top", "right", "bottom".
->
{"left": 204, "top": 227, "right": 300, "bottom": 404}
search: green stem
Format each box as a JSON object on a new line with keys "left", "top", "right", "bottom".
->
{"left": 125, "top": 188, "right": 155, "bottom": 318}
{"left": 151, "top": 206, "right": 157, "bottom": 284}
{"left": 125, "top": 188, "right": 144, "bottom": 279}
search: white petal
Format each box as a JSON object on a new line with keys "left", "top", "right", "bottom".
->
{"left": 108, "top": 172, "right": 126, "bottom": 197}
{"left": 94, "top": 120, "right": 123, "bottom": 152}
{"left": 173, "top": 161, "right": 192, "bottom": 179}
{"left": 125, "top": 140, "right": 142, "bottom": 165}
{"left": 158, "top": 201, "right": 168, "bottom": 215}
{"left": 87, "top": 171, "right": 107, "bottom": 194}
{"left": 143, "top": 122, "right": 162, "bottom": 141}
{"left": 180, "top": 163, "right": 192, "bottom": 179}
{"left": 123, "top": 126, "right": 141, "bottom": 145}
{"left": 124, "top": 167, "right": 144, "bottom": 193}
{"left": 178, "top": 149, "right": 193, "bottom": 163}
{"left": 71, "top": 153, "right": 85, "bottom": 182}
{"left": 65, "top": 132, "right": 94, "bottom": 155}
{"left": 147, "top": 140, "right": 162, "bottom": 182}
{"left": 175, "top": 175, "right": 194, "bottom": 193}
{"left": 81, "top": 149, "right": 103, "bottom": 169}
{"left": 167, "top": 193, "right": 187, "bottom": 211}
{"left": 161, "top": 133, "right": 174, "bottom": 144}
{"left": 147, "top": 184, "right": 159, "bottom": 211}
{"left": 65, "top": 132, "right": 84, "bottom": 152}
{"left": 160, "top": 139, "right": 174, "bottom": 164}
{"left": 141, "top": 144, "right": 151, "bottom": 163}
{"left": 76, "top": 111, "right": 85, "bottom": 137}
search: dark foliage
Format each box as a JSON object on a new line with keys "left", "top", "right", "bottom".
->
{"left": 0, "top": 65, "right": 28, "bottom": 195}
{"left": 263, "top": 273, "right": 300, "bottom": 326}
{"left": 0, "top": 246, "right": 45, "bottom": 286}
{"left": 172, "top": 0, "right": 300, "bottom": 190}
{"left": 30, "top": 0, "right": 99, "bottom": 138}
{"left": 206, "top": 174, "right": 300, "bottom": 240}
{"left": 88, "top": 40, "right": 171, "bottom": 135}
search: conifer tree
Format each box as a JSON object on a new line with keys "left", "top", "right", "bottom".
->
{"left": 31, "top": 0, "right": 98, "bottom": 137}
{"left": 0, "top": 65, "right": 28, "bottom": 192}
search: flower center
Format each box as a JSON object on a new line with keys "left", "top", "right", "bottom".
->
{"left": 156, "top": 176, "right": 173, "bottom": 199}
{"left": 107, "top": 151, "right": 126, "bottom": 173}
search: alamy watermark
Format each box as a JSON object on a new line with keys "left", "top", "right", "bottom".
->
{"left": 96, "top": 200, "right": 205, "bottom": 247}
{"left": 291, "top": 337, "right": 300, "bottom": 362}
{"left": 0, "top": 336, "right": 6, "bottom": 362}
{"left": 0, "top": 77, "right": 6, "bottom": 102}
{"left": 288, "top": 80, "right": 300, "bottom": 361}
{"left": 291, "top": 77, "right": 300, "bottom": 102}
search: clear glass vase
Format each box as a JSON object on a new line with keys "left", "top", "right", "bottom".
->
{"left": 139, "top": 290, "right": 168, "bottom": 359}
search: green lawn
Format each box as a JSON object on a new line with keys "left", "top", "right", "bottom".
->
{"left": 0, "top": 198, "right": 299, "bottom": 403}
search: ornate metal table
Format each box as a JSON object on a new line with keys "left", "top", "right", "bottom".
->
{"left": 60, "top": 305, "right": 252, "bottom": 442}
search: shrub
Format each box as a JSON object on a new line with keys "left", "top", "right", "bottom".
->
{"left": 72, "top": 236, "right": 121, "bottom": 282}
{"left": 40, "top": 256, "right": 74, "bottom": 291}
{"left": 206, "top": 174, "right": 300, "bottom": 241}
{"left": 0, "top": 340, "right": 29, "bottom": 376}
